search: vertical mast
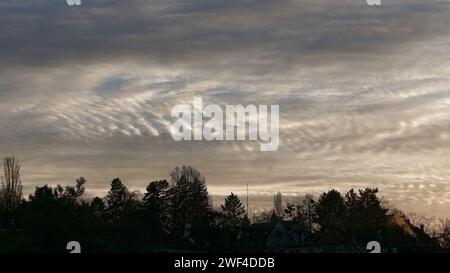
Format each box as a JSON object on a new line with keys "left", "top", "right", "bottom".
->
{"left": 246, "top": 183, "right": 249, "bottom": 218}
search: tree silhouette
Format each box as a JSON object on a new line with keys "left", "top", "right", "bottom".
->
{"left": 315, "top": 189, "right": 346, "bottom": 241}
{"left": 0, "top": 157, "right": 23, "bottom": 213}
{"left": 344, "top": 188, "right": 359, "bottom": 240}
{"left": 142, "top": 180, "right": 170, "bottom": 244}
{"left": 169, "top": 166, "right": 211, "bottom": 228}
{"left": 284, "top": 194, "right": 317, "bottom": 242}
{"left": 105, "top": 178, "right": 138, "bottom": 222}
{"left": 60, "top": 177, "right": 86, "bottom": 203}
{"left": 299, "top": 194, "right": 317, "bottom": 234}
{"left": 221, "top": 192, "right": 246, "bottom": 227}
{"left": 352, "top": 188, "right": 388, "bottom": 241}
{"left": 217, "top": 192, "right": 250, "bottom": 251}
{"left": 20, "top": 179, "right": 95, "bottom": 252}
{"left": 90, "top": 196, "right": 105, "bottom": 217}
{"left": 438, "top": 218, "right": 450, "bottom": 249}
{"left": 143, "top": 180, "right": 169, "bottom": 213}
{"left": 0, "top": 158, "right": 447, "bottom": 253}
{"left": 104, "top": 178, "right": 143, "bottom": 251}
{"left": 273, "top": 192, "right": 283, "bottom": 217}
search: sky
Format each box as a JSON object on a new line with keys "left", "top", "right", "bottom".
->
{"left": 1, "top": 0, "right": 450, "bottom": 217}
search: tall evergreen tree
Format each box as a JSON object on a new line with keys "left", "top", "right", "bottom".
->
{"left": 142, "top": 180, "right": 170, "bottom": 243}
{"left": 105, "top": 178, "right": 137, "bottom": 222}
{"left": 221, "top": 192, "right": 246, "bottom": 227}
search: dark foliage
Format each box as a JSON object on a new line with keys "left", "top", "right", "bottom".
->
{"left": 0, "top": 160, "right": 447, "bottom": 253}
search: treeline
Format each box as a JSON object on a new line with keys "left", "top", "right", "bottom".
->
{"left": 0, "top": 161, "right": 250, "bottom": 252}
{"left": 0, "top": 156, "right": 449, "bottom": 252}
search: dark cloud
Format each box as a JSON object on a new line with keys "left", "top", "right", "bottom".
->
{"left": 1, "top": 0, "right": 448, "bottom": 68}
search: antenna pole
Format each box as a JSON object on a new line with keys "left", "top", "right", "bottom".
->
{"left": 246, "top": 184, "right": 249, "bottom": 218}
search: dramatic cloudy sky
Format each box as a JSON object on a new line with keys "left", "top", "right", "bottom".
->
{"left": 1, "top": 0, "right": 450, "bottom": 217}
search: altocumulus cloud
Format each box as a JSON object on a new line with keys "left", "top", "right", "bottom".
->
{"left": 1, "top": 0, "right": 450, "bottom": 217}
